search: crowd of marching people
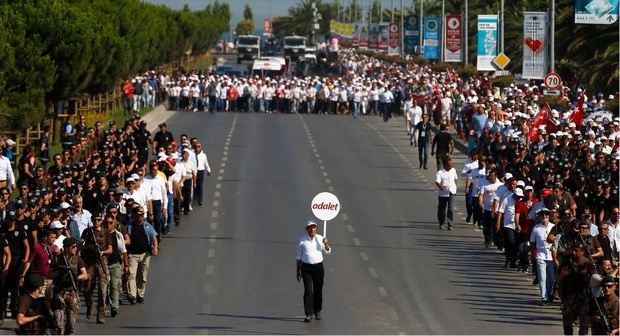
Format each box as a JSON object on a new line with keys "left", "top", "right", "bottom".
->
{"left": 0, "top": 112, "right": 210, "bottom": 334}
{"left": 0, "top": 46, "right": 618, "bottom": 333}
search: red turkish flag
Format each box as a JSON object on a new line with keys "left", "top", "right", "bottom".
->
{"left": 571, "top": 93, "right": 585, "bottom": 128}
{"left": 527, "top": 103, "right": 557, "bottom": 142}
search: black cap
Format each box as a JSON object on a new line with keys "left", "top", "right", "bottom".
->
{"left": 14, "top": 199, "right": 25, "bottom": 209}
{"left": 602, "top": 276, "right": 616, "bottom": 285}
{"left": 5, "top": 210, "right": 17, "bottom": 221}
{"left": 158, "top": 122, "right": 167, "bottom": 127}
{"left": 63, "top": 237, "right": 78, "bottom": 246}
{"left": 140, "top": 120, "right": 147, "bottom": 125}
{"left": 109, "top": 120, "right": 116, "bottom": 126}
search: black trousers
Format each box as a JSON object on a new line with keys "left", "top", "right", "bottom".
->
{"left": 301, "top": 262, "right": 324, "bottom": 316}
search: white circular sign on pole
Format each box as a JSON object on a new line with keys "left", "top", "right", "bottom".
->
{"left": 544, "top": 72, "right": 562, "bottom": 90}
{"left": 311, "top": 192, "right": 340, "bottom": 237}
{"left": 311, "top": 192, "right": 340, "bottom": 221}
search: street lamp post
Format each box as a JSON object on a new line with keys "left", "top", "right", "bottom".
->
{"left": 550, "top": 0, "right": 555, "bottom": 72}
{"left": 440, "top": 0, "right": 445, "bottom": 62}
{"left": 464, "top": 0, "right": 468, "bottom": 64}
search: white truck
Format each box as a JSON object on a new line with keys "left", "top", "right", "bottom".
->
{"left": 282, "top": 36, "right": 307, "bottom": 62}
{"left": 251, "top": 57, "right": 288, "bottom": 79}
{"left": 237, "top": 35, "right": 261, "bottom": 64}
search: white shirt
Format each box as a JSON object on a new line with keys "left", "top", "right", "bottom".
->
{"left": 530, "top": 222, "right": 555, "bottom": 260}
{"left": 71, "top": 209, "right": 92, "bottom": 239}
{"left": 498, "top": 195, "right": 517, "bottom": 230}
{"left": 468, "top": 167, "right": 486, "bottom": 195}
{"left": 461, "top": 158, "right": 479, "bottom": 177}
{"left": 0, "top": 156, "right": 15, "bottom": 184}
{"left": 195, "top": 151, "right": 211, "bottom": 172}
{"left": 479, "top": 180, "right": 502, "bottom": 211}
{"left": 435, "top": 168, "right": 458, "bottom": 197}
{"left": 143, "top": 174, "right": 168, "bottom": 208}
{"left": 297, "top": 233, "right": 331, "bottom": 264}
{"left": 123, "top": 188, "right": 150, "bottom": 216}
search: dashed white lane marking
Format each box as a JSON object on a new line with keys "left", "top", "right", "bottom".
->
{"left": 320, "top": 165, "right": 325, "bottom": 170}
{"left": 215, "top": 183, "right": 221, "bottom": 189}
{"left": 360, "top": 252, "right": 369, "bottom": 261}
{"left": 347, "top": 224, "right": 355, "bottom": 232}
{"left": 219, "top": 169, "right": 225, "bottom": 174}
{"left": 223, "top": 151, "right": 228, "bottom": 155}
{"left": 220, "top": 162, "right": 226, "bottom": 167}
{"left": 210, "top": 222, "right": 217, "bottom": 230}
{"left": 213, "top": 200, "right": 219, "bottom": 207}
{"left": 325, "top": 179, "right": 331, "bottom": 184}
{"left": 322, "top": 172, "right": 328, "bottom": 177}
{"left": 378, "top": 286, "right": 388, "bottom": 297}
{"left": 214, "top": 192, "right": 220, "bottom": 198}
{"left": 342, "top": 213, "right": 349, "bottom": 220}
{"left": 208, "top": 249, "right": 215, "bottom": 258}
{"left": 352, "top": 238, "right": 361, "bottom": 246}
{"left": 217, "top": 176, "right": 223, "bottom": 181}
{"left": 211, "top": 211, "right": 218, "bottom": 218}
{"left": 205, "top": 265, "right": 214, "bottom": 275}
{"left": 209, "top": 235, "right": 216, "bottom": 243}
{"left": 369, "top": 268, "right": 378, "bottom": 278}
{"left": 388, "top": 307, "right": 399, "bottom": 321}
{"left": 328, "top": 186, "right": 334, "bottom": 192}
{"left": 222, "top": 157, "right": 228, "bottom": 161}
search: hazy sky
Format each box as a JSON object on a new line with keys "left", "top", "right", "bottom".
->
{"left": 142, "top": 0, "right": 290, "bottom": 27}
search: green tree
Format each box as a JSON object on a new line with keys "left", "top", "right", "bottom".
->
{"left": 236, "top": 19, "right": 255, "bottom": 35}
{"left": 244, "top": 3, "right": 253, "bottom": 21}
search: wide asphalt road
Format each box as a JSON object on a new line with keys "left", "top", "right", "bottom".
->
{"left": 49, "top": 109, "right": 562, "bottom": 335}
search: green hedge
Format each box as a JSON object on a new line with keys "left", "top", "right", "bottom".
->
{"left": 0, "top": 0, "right": 228, "bottom": 133}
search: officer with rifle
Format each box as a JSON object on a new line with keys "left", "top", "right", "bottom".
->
{"left": 587, "top": 276, "right": 619, "bottom": 335}
{"left": 557, "top": 241, "right": 596, "bottom": 335}
{"left": 48, "top": 237, "right": 87, "bottom": 335}
{"left": 78, "top": 213, "right": 112, "bottom": 324}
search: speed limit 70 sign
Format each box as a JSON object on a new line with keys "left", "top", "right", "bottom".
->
{"left": 544, "top": 72, "right": 562, "bottom": 90}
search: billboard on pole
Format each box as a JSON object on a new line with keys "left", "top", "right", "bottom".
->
{"left": 404, "top": 15, "right": 420, "bottom": 53}
{"left": 378, "top": 23, "right": 389, "bottom": 51}
{"left": 423, "top": 17, "right": 440, "bottom": 60}
{"left": 388, "top": 23, "right": 400, "bottom": 55}
{"left": 477, "top": 15, "right": 498, "bottom": 71}
{"left": 575, "top": 0, "right": 618, "bottom": 24}
{"left": 263, "top": 19, "right": 272, "bottom": 35}
{"left": 368, "top": 24, "right": 380, "bottom": 49}
{"left": 522, "top": 12, "right": 548, "bottom": 79}
{"left": 444, "top": 15, "right": 462, "bottom": 62}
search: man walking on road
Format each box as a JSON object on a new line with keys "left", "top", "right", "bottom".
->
{"left": 296, "top": 220, "right": 331, "bottom": 323}
{"left": 192, "top": 143, "right": 211, "bottom": 206}
{"left": 413, "top": 114, "right": 433, "bottom": 169}
{"left": 435, "top": 158, "right": 458, "bottom": 230}
{"left": 431, "top": 124, "right": 454, "bottom": 171}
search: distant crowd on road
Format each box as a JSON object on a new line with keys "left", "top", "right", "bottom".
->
{"left": 0, "top": 111, "right": 211, "bottom": 334}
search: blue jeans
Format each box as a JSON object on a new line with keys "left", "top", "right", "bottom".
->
{"left": 247, "top": 97, "right": 254, "bottom": 111}
{"left": 418, "top": 141, "right": 429, "bottom": 167}
{"left": 152, "top": 200, "right": 163, "bottom": 241}
{"left": 258, "top": 98, "right": 264, "bottom": 112}
{"left": 536, "top": 259, "right": 555, "bottom": 301}
{"left": 193, "top": 170, "right": 205, "bottom": 204}
{"left": 502, "top": 227, "right": 516, "bottom": 264}
{"left": 466, "top": 189, "right": 474, "bottom": 219}
{"left": 353, "top": 102, "right": 360, "bottom": 118}
{"left": 307, "top": 99, "right": 314, "bottom": 113}
{"left": 209, "top": 96, "right": 217, "bottom": 111}
{"left": 166, "top": 193, "right": 174, "bottom": 231}
{"left": 437, "top": 194, "right": 453, "bottom": 227}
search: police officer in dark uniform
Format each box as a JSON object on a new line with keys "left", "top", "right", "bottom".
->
{"left": 152, "top": 123, "right": 174, "bottom": 156}
{"left": 133, "top": 120, "right": 152, "bottom": 169}
{"left": 557, "top": 241, "right": 596, "bottom": 335}
{"left": 16, "top": 274, "right": 51, "bottom": 335}
{"left": 587, "top": 276, "right": 619, "bottom": 335}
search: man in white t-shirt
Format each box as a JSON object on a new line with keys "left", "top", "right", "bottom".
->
{"left": 498, "top": 188, "right": 522, "bottom": 268}
{"left": 435, "top": 157, "right": 458, "bottom": 230}
{"left": 478, "top": 169, "right": 503, "bottom": 248}
{"left": 529, "top": 208, "right": 555, "bottom": 306}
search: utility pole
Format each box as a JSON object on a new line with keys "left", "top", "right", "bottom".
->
{"left": 400, "top": 0, "right": 404, "bottom": 56}
{"left": 311, "top": 0, "right": 319, "bottom": 45}
{"left": 419, "top": 0, "right": 423, "bottom": 55}
{"left": 380, "top": 0, "right": 383, "bottom": 23}
{"left": 440, "top": 0, "right": 445, "bottom": 62}
{"left": 464, "top": 0, "right": 468, "bottom": 64}
{"left": 550, "top": 0, "right": 555, "bottom": 72}
{"left": 500, "top": 0, "right": 504, "bottom": 53}
{"left": 391, "top": 0, "right": 394, "bottom": 22}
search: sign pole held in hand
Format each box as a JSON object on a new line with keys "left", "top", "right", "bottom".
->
{"left": 311, "top": 192, "right": 340, "bottom": 237}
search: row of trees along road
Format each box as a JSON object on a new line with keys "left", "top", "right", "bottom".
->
{"left": 0, "top": 0, "right": 229, "bottom": 133}
{"left": 273, "top": 0, "right": 619, "bottom": 95}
